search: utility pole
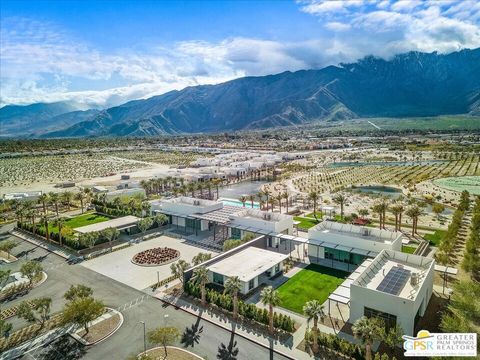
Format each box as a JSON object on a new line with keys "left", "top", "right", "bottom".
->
{"left": 140, "top": 321, "right": 146, "bottom": 354}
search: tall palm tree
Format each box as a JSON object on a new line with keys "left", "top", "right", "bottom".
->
{"left": 224, "top": 276, "right": 242, "bottom": 320}
{"left": 260, "top": 286, "right": 280, "bottom": 334}
{"left": 352, "top": 316, "right": 384, "bottom": 360}
{"left": 303, "top": 300, "right": 325, "bottom": 353}
{"left": 48, "top": 192, "right": 60, "bottom": 216}
{"left": 41, "top": 215, "right": 50, "bottom": 242}
{"left": 282, "top": 192, "right": 289, "bottom": 213}
{"left": 263, "top": 190, "right": 271, "bottom": 211}
{"left": 27, "top": 209, "right": 36, "bottom": 235}
{"left": 239, "top": 196, "right": 247, "bottom": 207}
{"left": 187, "top": 183, "right": 195, "bottom": 198}
{"left": 206, "top": 181, "right": 213, "bottom": 199}
{"left": 74, "top": 192, "right": 86, "bottom": 214}
{"left": 196, "top": 182, "right": 204, "bottom": 199}
{"left": 248, "top": 194, "right": 256, "bottom": 209}
{"left": 390, "top": 203, "right": 405, "bottom": 231}
{"left": 308, "top": 191, "right": 320, "bottom": 221}
{"left": 38, "top": 193, "right": 49, "bottom": 216}
{"left": 276, "top": 193, "right": 283, "bottom": 213}
{"left": 332, "top": 193, "right": 349, "bottom": 219}
{"left": 193, "top": 266, "right": 209, "bottom": 307}
{"left": 61, "top": 191, "right": 73, "bottom": 211}
{"left": 406, "top": 205, "right": 422, "bottom": 236}
{"left": 52, "top": 217, "right": 66, "bottom": 246}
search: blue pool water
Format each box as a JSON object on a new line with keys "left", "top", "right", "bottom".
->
{"left": 219, "top": 198, "right": 260, "bottom": 208}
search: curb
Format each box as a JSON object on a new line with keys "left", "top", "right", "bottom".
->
{"left": 10, "top": 231, "right": 70, "bottom": 260}
{"left": 156, "top": 297, "right": 297, "bottom": 360}
{"left": 71, "top": 308, "right": 124, "bottom": 346}
{"left": 141, "top": 346, "right": 204, "bottom": 359}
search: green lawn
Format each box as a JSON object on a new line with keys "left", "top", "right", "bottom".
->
{"left": 424, "top": 230, "right": 446, "bottom": 246}
{"left": 402, "top": 245, "right": 416, "bottom": 254}
{"left": 293, "top": 216, "right": 319, "bottom": 230}
{"left": 277, "top": 264, "right": 348, "bottom": 314}
{"left": 39, "top": 212, "right": 110, "bottom": 234}
{"left": 305, "top": 211, "right": 323, "bottom": 219}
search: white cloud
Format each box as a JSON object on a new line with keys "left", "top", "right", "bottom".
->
{"left": 1, "top": 1, "right": 479, "bottom": 108}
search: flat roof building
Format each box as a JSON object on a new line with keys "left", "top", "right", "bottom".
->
{"left": 207, "top": 247, "right": 288, "bottom": 294}
{"left": 350, "top": 249, "right": 435, "bottom": 336}
{"left": 307, "top": 221, "right": 403, "bottom": 271}
{"left": 74, "top": 215, "right": 140, "bottom": 234}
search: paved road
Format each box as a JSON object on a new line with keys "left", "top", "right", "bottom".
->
{"left": 1, "top": 228, "right": 291, "bottom": 360}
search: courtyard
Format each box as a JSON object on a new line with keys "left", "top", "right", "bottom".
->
{"left": 277, "top": 263, "right": 349, "bottom": 314}
{"left": 80, "top": 235, "right": 219, "bottom": 290}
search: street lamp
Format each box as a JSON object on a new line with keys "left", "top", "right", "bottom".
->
{"left": 164, "top": 314, "right": 169, "bottom": 326}
{"left": 139, "top": 321, "right": 146, "bottom": 354}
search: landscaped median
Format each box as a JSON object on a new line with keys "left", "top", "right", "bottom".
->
{"left": 141, "top": 346, "right": 203, "bottom": 360}
{"left": 70, "top": 308, "right": 123, "bottom": 345}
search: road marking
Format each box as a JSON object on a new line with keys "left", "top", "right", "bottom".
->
{"left": 116, "top": 294, "right": 149, "bottom": 312}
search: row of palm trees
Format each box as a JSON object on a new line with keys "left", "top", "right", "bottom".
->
{"left": 238, "top": 190, "right": 292, "bottom": 213}
{"left": 140, "top": 177, "right": 225, "bottom": 200}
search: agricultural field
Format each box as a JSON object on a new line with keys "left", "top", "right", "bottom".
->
{"left": 291, "top": 154, "right": 480, "bottom": 194}
{"left": 109, "top": 150, "right": 208, "bottom": 166}
{"left": 0, "top": 154, "right": 148, "bottom": 191}
{"left": 433, "top": 176, "right": 480, "bottom": 195}
{"left": 277, "top": 264, "right": 348, "bottom": 314}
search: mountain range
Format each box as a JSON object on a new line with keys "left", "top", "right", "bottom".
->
{"left": 1, "top": 48, "right": 479, "bottom": 138}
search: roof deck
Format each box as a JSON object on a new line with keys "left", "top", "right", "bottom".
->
{"left": 310, "top": 221, "right": 402, "bottom": 244}
{"left": 230, "top": 208, "right": 290, "bottom": 223}
{"left": 207, "top": 247, "right": 288, "bottom": 282}
{"left": 353, "top": 250, "right": 434, "bottom": 300}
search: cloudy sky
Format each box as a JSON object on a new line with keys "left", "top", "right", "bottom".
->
{"left": 1, "top": 0, "right": 479, "bottom": 108}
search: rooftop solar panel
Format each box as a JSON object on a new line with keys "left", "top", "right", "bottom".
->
{"left": 376, "top": 266, "right": 411, "bottom": 295}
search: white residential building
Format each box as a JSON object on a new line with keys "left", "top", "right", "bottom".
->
{"left": 307, "top": 221, "right": 403, "bottom": 271}
{"left": 350, "top": 249, "right": 435, "bottom": 336}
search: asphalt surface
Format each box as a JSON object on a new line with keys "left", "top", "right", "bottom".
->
{"left": 1, "top": 227, "right": 291, "bottom": 360}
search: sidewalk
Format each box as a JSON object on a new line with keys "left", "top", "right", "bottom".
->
{"left": 10, "top": 229, "right": 72, "bottom": 260}
{"left": 155, "top": 290, "right": 315, "bottom": 360}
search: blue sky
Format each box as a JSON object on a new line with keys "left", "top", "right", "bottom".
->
{"left": 1, "top": 0, "right": 479, "bottom": 107}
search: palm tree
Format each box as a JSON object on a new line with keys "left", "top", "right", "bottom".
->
{"left": 248, "top": 194, "right": 256, "bottom": 208}
{"left": 308, "top": 191, "right": 320, "bottom": 221}
{"left": 38, "top": 193, "right": 49, "bottom": 215}
{"left": 48, "top": 192, "right": 60, "bottom": 216}
{"left": 239, "top": 196, "right": 247, "bottom": 207}
{"left": 192, "top": 266, "right": 209, "bottom": 307}
{"left": 224, "top": 276, "right": 242, "bottom": 320}
{"left": 332, "top": 193, "right": 348, "bottom": 219}
{"left": 263, "top": 190, "right": 271, "bottom": 211}
{"left": 61, "top": 191, "right": 73, "bottom": 211}
{"left": 303, "top": 300, "right": 325, "bottom": 353}
{"left": 187, "top": 183, "right": 195, "bottom": 197}
{"left": 406, "top": 204, "right": 422, "bottom": 236}
{"left": 27, "top": 209, "right": 36, "bottom": 235}
{"left": 206, "top": 181, "right": 213, "bottom": 199}
{"left": 276, "top": 193, "right": 283, "bottom": 213}
{"left": 74, "top": 192, "right": 86, "bottom": 214}
{"left": 282, "top": 192, "right": 289, "bottom": 213}
{"left": 390, "top": 202, "right": 405, "bottom": 231}
{"left": 141, "top": 201, "right": 151, "bottom": 217}
{"left": 41, "top": 215, "right": 50, "bottom": 242}
{"left": 260, "top": 286, "right": 280, "bottom": 334}
{"left": 196, "top": 182, "right": 204, "bottom": 199}
{"left": 352, "top": 316, "right": 384, "bottom": 360}
{"left": 52, "top": 217, "right": 66, "bottom": 246}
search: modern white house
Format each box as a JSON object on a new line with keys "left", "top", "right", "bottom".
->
{"left": 349, "top": 249, "right": 435, "bottom": 336}
{"left": 3, "top": 191, "right": 43, "bottom": 202}
{"left": 206, "top": 246, "right": 288, "bottom": 294}
{"left": 307, "top": 221, "right": 403, "bottom": 271}
{"left": 151, "top": 196, "right": 294, "bottom": 248}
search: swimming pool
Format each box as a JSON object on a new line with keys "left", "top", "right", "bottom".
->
{"left": 219, "top": 197, "right": 260, "bottom": 208}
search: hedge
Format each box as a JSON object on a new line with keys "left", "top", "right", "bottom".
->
{"left": 184, "top": 281, "right": 295, "bottom": 333}
{"left": 305, "top": 329, "right": 364, "bottom": 360}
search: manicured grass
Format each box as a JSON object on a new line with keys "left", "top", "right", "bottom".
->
{"left": 293, "top": 216, "right": 319, "bottom": 229}
{"left": 305, "top": 211, "right": 323, "bottom": 219}
{"left": 277, "top": 264, "right": 348, "bottom": 314}
{"left": 424, "top": 230, "right": 446, "bottom": 246}
{"left": 39, "top": 212, "right": 110, "bottom": 234}
{"left": 402, "top": 245, "right": 416, "bottom": 254}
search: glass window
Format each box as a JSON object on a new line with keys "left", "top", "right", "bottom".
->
{"left": 364, "top": 307, "right": 397, "bottom": 330}
{"left": 212, "top": 272, "right": 224, "bottom": 285}
{"left": 231, "top": 228, "right": 241, "bottom": 240}
{"left": 249, "top": 279, "right": 254, "bottom": 290}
